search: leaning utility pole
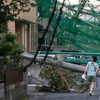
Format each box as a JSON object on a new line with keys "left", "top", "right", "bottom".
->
{"left": 21, "top": 53, "right": 100, "bottom": 76}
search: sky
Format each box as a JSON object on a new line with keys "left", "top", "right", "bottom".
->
{"left": 59, "top": 0, "right": 79, "bottom": 4}
{"left": 59, "top": 0, "right": 100, "bottom": 5}
{"left": 59, "top": 0, "right": 100, "bottom": 21}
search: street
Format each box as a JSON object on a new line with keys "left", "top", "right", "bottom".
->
{"left": 27, "top": 77, "right": 100, "bottom": 100}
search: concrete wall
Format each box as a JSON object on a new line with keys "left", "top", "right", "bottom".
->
{"left": 4, "top": 68, "right": 28, "bottom": 100}
{"left": 7, "top": 21, "right": 15, "bottom": 33}
{"left": 19, "top": 0, "right": 37, "bottom": 23}
{"left": 20, "top": 5, "right": 37, "bottom": 23}
{"left": 0, "top": 69, "right": 28, "bottom": 100}
{"left": 15, "top": 22, "right": 22, "bottom": 44}
{"left": 23, "top": 59, "right": 45, "bottom": 85}
{"left": 5, "top": 81, "right": 27, "bottom": 100}
{"left": 22, "top": 53, "right": 66, "bottom": 86}
{"left": 0, "top": 57, "right": 4, "bottom": 78}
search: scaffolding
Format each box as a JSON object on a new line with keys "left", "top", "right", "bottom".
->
{"left": 37, "top": 0, "right": 100, "bottom": 52}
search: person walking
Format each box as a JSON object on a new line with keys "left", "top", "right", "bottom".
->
{"left": 84, "top": 56, "right": 99, "bottom": 96}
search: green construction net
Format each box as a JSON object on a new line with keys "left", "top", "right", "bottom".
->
{"left": 36, "top": 0, "right": 100, "bottom": 52}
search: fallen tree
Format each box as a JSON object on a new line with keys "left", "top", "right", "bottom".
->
{"left": 22, "top": 53, "right": 100, "bottom": 92}
{"left": 37, "top": 64, "right": 89, "bottom": 93}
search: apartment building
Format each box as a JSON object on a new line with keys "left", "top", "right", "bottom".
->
{"left": 7, "top": 0, "right": 38, "bottom": 53}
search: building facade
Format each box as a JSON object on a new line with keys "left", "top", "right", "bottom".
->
{"left": 7, "top": 0, "right": 38, "bottom": 53}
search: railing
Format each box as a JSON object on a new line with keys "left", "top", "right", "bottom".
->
{"left": 30, "top": 51, "right": 100, "bottom": 55}
{"left": 30, "top": 51, "right": 100, "bottom": 65}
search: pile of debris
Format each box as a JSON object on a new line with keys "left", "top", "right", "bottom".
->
{"left": 36, "top": 64, "right": 89, "bottom": 93}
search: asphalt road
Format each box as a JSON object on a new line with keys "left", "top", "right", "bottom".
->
{"left": 27, "top": 77, "right": 100, "bottom": 100}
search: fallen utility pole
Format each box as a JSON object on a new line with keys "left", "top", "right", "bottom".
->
{"left": 44, "top": 59, "right": 100, "bottom": 77}
{"left": 21, "top": 53, "right": 100, "bottom": 76}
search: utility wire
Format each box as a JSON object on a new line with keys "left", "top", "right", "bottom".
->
{"left": 22, "top": 0, "right": 58, "bottom": 71}
{"left": 42, "top": 0, "right": 65, "bottom": 63}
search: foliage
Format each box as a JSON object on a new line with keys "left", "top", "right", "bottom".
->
{"left": 0, "top": 0, "right": 36, "bottom": 63}
{"left": 5, "top": 33, "right": 17, "bottom": 42}
{"left": 6, "top": 41, "right": 24, "bottom": 68}
{"left": 0, "top": 0, "right": 35, "bottom": 79}
{"left": 36, "top": 86, "right": 51, "bottom": 92}
{"left": 36, "top": 0, "right": 54, "bottom": 18}
{"left": 1, "top": 41, "right": 24, "bottom": 67}
{"left": 0, "top": 41, "right": 24, "bottom": 80}
{"left": 0, "top": 0, "right": 36, "bottom": 24}
{"left": 0, "top": 33, "right": 17, "bottom": 56}
{"left": 38, "top": 64, "right": 89, "bottom": 92}
{"left": 0, "top": 42, "right": 14, "bottom": 56}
